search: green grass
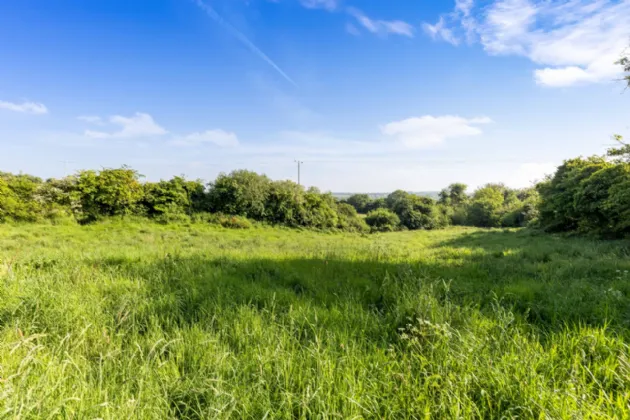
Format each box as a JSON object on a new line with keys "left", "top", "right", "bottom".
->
{"left": 0, "top": 221, "right": 629, "bottom": 418}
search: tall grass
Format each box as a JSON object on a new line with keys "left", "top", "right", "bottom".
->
{"left": 0, "top": 221, "right": 628, "bottom": 418}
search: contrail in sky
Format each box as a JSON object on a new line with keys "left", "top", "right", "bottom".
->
{"left": 192, "top": 0, "right": 297, "bottom": 87}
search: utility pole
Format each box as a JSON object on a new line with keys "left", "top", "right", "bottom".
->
{"left": 295, "top": 160, "right": 303, "bottom": 186}
{"left": 59, "top": 160, "right": 75, "bottom": 176}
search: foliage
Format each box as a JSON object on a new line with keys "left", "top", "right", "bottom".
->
{"left": 74, "top": 167, "right": 144, "bottom": 221}
{"left": 465, "top": 183, "right": 538, "bottom": 228}
{"left": 365, "top": 197, "right": 387, "bottom": 212}
{"left": 142, "top": 177, "right": 205, "bottom": 218}
{"left": 385, "top": 190, "right": 448, "bottom": 230}
{"left": 467, "top": 185, "right": 505, "bottom": 228}
{"left": 438, "top": 183, "right": 469, "bottom": 206}
{"left": 336, "top": 202, "right": 369, "bottom": 233}
{"left": 537, "top": 157, "right": 611, "bottom": 233}
{"left": 207, "top": 170, "right": 271, "bottom": 219}
{"left": 343, "top": 193, "right": 372, "bottom": 214}
{"left": 365, "top": 208, "right": 400, "bottom": 232}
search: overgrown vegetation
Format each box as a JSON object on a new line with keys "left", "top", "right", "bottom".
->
{"left": 0, "top": 223, "right": 628, "bottom": 418}
{"left": 343, "top": 183, "right": 538, "bottom": 231}
{"left": 537, "top": 138, "right": 630, "bottom": 238}
{"left": 0, "top": 168, "right": 368, "bottom": 232}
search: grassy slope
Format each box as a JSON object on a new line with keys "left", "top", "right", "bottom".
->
{"left": 0, "top": 222, "right": 629, "bottom": 418}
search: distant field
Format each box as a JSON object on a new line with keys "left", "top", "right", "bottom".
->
{"left": 333, "top": 191, "right": 440, "bottom": 200}
{"left": 0, "top": 222, "right": 629, "bottom": 418}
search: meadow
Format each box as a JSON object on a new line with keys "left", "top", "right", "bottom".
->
{"left": 0, "top": 221, "right": 629, "bottom": 418}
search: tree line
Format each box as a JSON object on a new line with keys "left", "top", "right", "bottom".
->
{"left": 1, "top": 139, "right": 629, "bottom": 237}
{"left": 0, "top": 164, "right": 538, "bottom": 233}
{"left": 344, "top": 182, "right": 539, "bottom": 232}
{"left": 0, "top": 168, "right": 367, "bottom": 231}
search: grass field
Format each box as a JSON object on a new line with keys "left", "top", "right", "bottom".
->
{"left": 1, "top": 222, "right": 629, "bottom": 418}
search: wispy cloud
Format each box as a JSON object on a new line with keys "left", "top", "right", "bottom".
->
{"left": 0, "top": 100, "right": 48, "bottom": 115}
{"left": 421, "top": 0, "right": 630, "bottom": 87}
{"left": 347, "top": 8, "right": 414, "bottom": 38}
{"left": 380, "top": 115, "right": 492, "bottom": 149}
{"left": 192, "top": 0, "right": 297, "bottom": 87}
{"left": 422, "top": 17, "right": 459, "bottom": 45}
{"left": 345, "top": 23, "right": 360, "bottom": 36}
{"left": 84, "top": 113, "right": 168, "bottom": 139}
{"left": 172, "top": 130, "right": 239, "bottom": 147}
{"left": 300, "top": 0, "right": 338, "bottom": 11}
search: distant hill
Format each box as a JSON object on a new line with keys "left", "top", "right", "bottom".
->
{"left": 332, "top": 191, "right": 440, "bottom": 200}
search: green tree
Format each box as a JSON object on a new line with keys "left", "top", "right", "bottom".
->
{"left": 537, "top": 157, "right": 607, "bottom": 232}
{"left": 467, "top": 184, "right": 507, "bottom": 227}
{"left": 365, "top": 197, "right": 386, "bottom": 212}
{"left": 265, "top": 180, "right": 305, "bottom": 227}
{"left": 75, "top": 167, "right": 144, "bottom": 221}
{"left": 336, "top": 202, "right": 369, "bottom": 232}
{"left": 365, "top": 208, "right": 400, "bottom": 232}
{"left": 142, "top": 176, "right": 205, "bottom": 217}
{"left": 344, "top": 194, "right": 372, "bottom": 213}
{"left": 208, "top": 170, "right": 271, "bottom": 219}
{"left": 438, "top": 183, "right": 469, "bottom": 206}
{"left": 385, "top": 190, "right": 409, "bottom": 210}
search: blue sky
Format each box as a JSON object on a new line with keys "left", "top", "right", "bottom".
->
{"left": 1, "top": 0, "right": 628, "bottom": 192}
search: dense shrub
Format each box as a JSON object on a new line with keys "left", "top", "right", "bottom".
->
{"left": 344, "top": 194, "right": 372, "bottom": 214}
{"left": 537, "top": 145, "right": 630, "bottom": 237}
{"left": 537, "top": 157, "right": 608, "bottom": 232}
{"left": 365, "top": 197, "right": 387, "bottom": 212}
{"left": 208, "top": 170, "right": 270, "bottom": 219}
{"left": 336, "top": 202, "right": 369, "bottom": 233}
{"left": 464, "top": 184, "right": 535, "bottom": 228}
{"left": 365, "top": 208, "right": 400, "bottom": 232}
{"left": 75, "top": 167, "right": 144, "bottom": 221}
{"left": 386, "top": 191, "right": 446, "bottom": 230}
{"left": 143, "top": 177, "right": 206, "bottom": 218}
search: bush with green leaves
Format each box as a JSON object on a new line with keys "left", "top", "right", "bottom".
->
{"left": 74, "top": 167, "right": 144, "bottom": 222}
{"left": 142, "top": 177, "right": 206, "bottom": 218}
{"left": 336, "top": 202, "right": 369, "bottom": 233}
{"left": 208, "top": 170, "right": 271, "bottom": 219}
{"left": 537, "top": 157, "right": 608, "bottom": 232}
{"left": 438, "top": 183, "right": 469, "bottom": 207}
{"left": 365, "top": 208, "right": 400, "bottom": 232}
{"left": 386, "top": 190, "right": 446, "bottom": 230}
{"left": 537, "top": 143, "right": 630, "bottom": 237}
{"left": 344, "top": 194, "right": 372, "bottom": 214}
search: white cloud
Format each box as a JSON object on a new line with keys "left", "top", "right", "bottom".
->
{"left": 455, "top": 0, "right": 474, "bottom": 16}
{"left": 77, "top": 115, "right": 105, "bottom": 125}
{"left": 85, "top": 112, "right": 168, "bottom": 139}
{"left": 0, "top": 100, "right": 48, "bottom": 115}
{"left": 173, "top": 130, "right": 239, "bottom": 147}
{"left": 380, "top": 115, "right": 492, "bottom": 149}
{"left": 423, "top": 17, "right": 459, "bottom": 46}
{"left": 348, "top": 8, "right": 414, "bottom": 38}
{"left": 300, "top": 0, "right": 337, "bottom": 11}
{"left": 422, "top": 0, "right": 630, "bottom": 87}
